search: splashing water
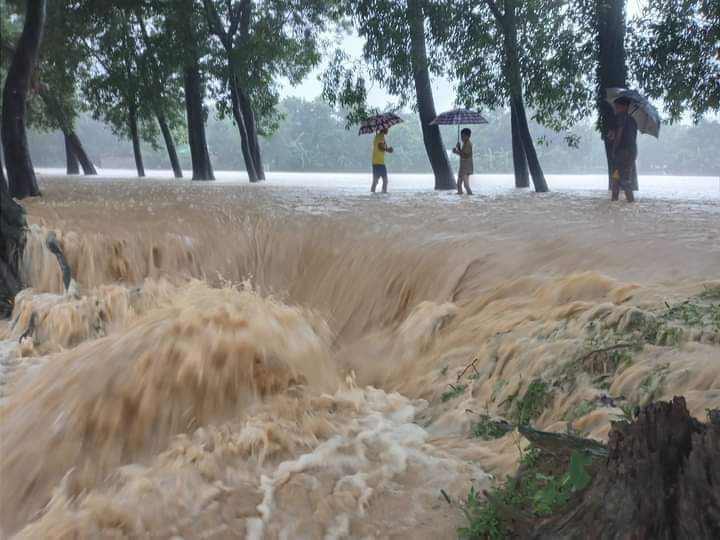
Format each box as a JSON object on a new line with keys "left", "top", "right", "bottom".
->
{"left": 1, "top": 175, "right": 719, "bottom": 538}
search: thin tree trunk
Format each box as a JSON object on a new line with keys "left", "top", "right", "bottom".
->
{"left": 510, "top": 103, "right": 529, "bottom": 188}
{"left": 502, "top": 0, "right": 548, "bottom": 192}
{"left": 1, "top": 0, "right": 47, "bottom": 199}
{"left": 64, "top": 132, "right": 80, "bottom": 174}
{"left": 66, "top": 130, "right": 97, "bottom": 175}
{"left": 228, "top": 68, "right": 259, "bottom": 183}
{"left": 128, "top": 106, "right": 145, "bottom": 177}
{"left": 183, "top": 63, "right": 214, "bottom": 180}
{"left": 596, "top": 0, "right": 630, "bottom": 190}
{"left": 157, "top": 112, "right": 183, "bottom": 178}
{"left": 513, "top": 95, "right": 548, "bottom": 192}
{"left": 408, "top": 0, "right": 455, "bottom": 190}
{"left": 236, "top": 85, "right": 264, "bottom": 180}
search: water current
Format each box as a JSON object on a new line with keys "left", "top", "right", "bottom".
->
{"left": 1, "top": 171, "right": 718, "bottom": 539}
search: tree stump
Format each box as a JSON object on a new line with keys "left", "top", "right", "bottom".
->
{"left": 531, "top": 397, "right": 720, "bottom": 539}
{"left": 0, "top": 178, "right": 27, "bottom": 318}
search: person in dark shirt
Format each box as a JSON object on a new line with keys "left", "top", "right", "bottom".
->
{"left": 608, "top": 97, "right": 637, "bottom": 202}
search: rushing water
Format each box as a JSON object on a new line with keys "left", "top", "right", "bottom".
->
{"left": 1, "top": 172, "right": 719, "bottom": 539}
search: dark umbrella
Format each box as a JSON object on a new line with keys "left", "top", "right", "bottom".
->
{"left": 358, "top": 112, "right": 403, "bottom": 135}
{"left": 430, "top": 108, "right": 488, "bottom": 142}
{"left": 606, "top": 88, "right": 661, "bottom": 137}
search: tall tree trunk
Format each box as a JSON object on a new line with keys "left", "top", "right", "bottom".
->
{"left": 236, "top": 85, "right": 265, "bottom": 180}
{"left": 183, "top": 63, "right": 214, "bottom": 180}
{"left": 502, "top": 0, "right": 549, "bottom": 192}
{"left": 65, "top": 130, "right": 97, "bottom": 175}
{"left": 64, "top": 132, "right": 80, "bottom": 175}
{"left": 407, "top": 0, "right": 455, "bottom": 190}
{"left": 596, "top": 0, "right": 637, "bottom": 191}
{"left": 157, "top": 112, "right": 183, "bottom": 178}
{"left": 512, "top": 95, "right": 547, "bottom": 192}
{"left": 1, "top": 0, "right": 47, "bottom": 199}
{"left": 128, "top": 106, "right": 145, "bottom": 177}
{"left": 228, "top": 67, "right": 259, "bottom": 183}
{"left": 510, "top": 103, "right": 529, "bottom": 188}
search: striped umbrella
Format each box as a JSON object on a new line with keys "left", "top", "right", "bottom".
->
{"left": 358, "top": 112, "right": 403, "bottom": 135}
{"left": 430, "top": 108, "right": 489, "bottom": 142}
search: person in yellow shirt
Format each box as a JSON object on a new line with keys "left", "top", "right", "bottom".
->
{"left": 452, "top": 128, "right": 474, "bottom": 195}
{"left": 371, "top": 127, "right": 394, "bottom": 193}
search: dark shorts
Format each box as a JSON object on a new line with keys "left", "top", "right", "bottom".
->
{"left": 372, "top": 164, "right": 387, "bottom": 179}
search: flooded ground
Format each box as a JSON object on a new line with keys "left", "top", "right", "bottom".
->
{"left": 1, "top": 171, "right": 719, "bottom": 539}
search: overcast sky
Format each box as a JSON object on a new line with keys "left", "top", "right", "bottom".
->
{"left": 279, "top": 0, "right": 647, "bottom": 111}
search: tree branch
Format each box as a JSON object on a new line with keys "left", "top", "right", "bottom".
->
{"left": 202, "top": 0, "right": 228, "bottom": 43}
{"left": 484, "top": 0, "right": 504, "bottom": 23}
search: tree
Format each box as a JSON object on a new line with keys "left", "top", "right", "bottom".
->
{"left": 203, "top": 0, "right": 343, "bottom": 182}
{"left": 440, "top": 0, "right": 595, "bottom": 192}
{"left": 168, "top": 0, "right": 214, "bottom": 180}
{"left": 79, "top": 3, "right": 152, "bottom": 177}
{"left": 34, "top": 0, "right": 97, "bottom": 175}
{"left": 133, "top": 4, "right": 185, "bottom": 178}
{"left": 1, "top": 0, "right": 47, "bottom": 198}
{"left": 629, "top": 0, "right": 720, "bottom": 121}
{"left": 323, "top": 0, "right": 456, "bottom": 190}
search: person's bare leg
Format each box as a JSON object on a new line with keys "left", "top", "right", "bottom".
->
{"left": 371, "top": 176, "right": 378, "bottom": 193}
{"left": 382, "top": 174, "right": 388, "bottom": 193}
{"left": 611, "top": 180, "right": 620, "bottom": 201}
{"left": 457, "top": 174, "right": 463, "bottom": 194}
{"left": 624, "top": 189, "right": 634, "bottom": 202}
{"left": 464, "top": 175, "right": 472, "bottom": 195}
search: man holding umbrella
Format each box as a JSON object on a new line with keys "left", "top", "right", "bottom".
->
{"left": 371, "top": 127, "right": 394, "bottom": 193}
{"left": 606, "top": 88, "right": 661, "bottom": 203}
{"left": 608, "top": 97, "right": 638, "bottom": 202}
{"left": 359, "top": 112, "right": 402, "bottom": 193}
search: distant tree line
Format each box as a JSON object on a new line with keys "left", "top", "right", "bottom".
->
{"left": 26, "top": 97, "right": 720, "bottom": 177}
{"left": 1, "top": 0, "right": 718, "bottom": 200}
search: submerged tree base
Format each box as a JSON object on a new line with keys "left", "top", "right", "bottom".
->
{"left": 460, "top": 397, "right": 720, "bottom": 539}
{"left": 0, "top": 184, "right": 27, "bottom": 318}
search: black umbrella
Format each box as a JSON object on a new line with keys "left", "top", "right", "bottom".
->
{"left": 606, "top": 88, "right": 661, "bottom": 138}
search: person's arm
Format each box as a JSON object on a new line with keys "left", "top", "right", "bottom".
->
{"left": 379, "top": 141, "right": 393, "bottom": 153}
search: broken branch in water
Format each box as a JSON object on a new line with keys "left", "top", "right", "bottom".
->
{"left": 519, "top": 425, "right": 609, "bottom": 459}
{"left": 578, "top": 343, "right": 633, "bottom": 363}
{"left": 46, "top": 232, "right": 73, "bottom": 292}
{"left": 19, "top": 312, "right": 36, "bottom": 342}
{"left": 457, "top": 357, "right": 479, "bottom": 383}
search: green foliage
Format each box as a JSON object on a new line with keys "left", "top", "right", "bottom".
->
{"left": 457, "top": 486, "right": 502, "bottom": 540}
{"left": 511, "top": 380, "right": 548, "bottom": 426}
{"left": 471, "top": 416, "right": 512, "bottom": 440}
{"left": 458, "top": 448, "right": 594, "bottom": 538}
{"left": 441, "top": 383, "right": 467, "bottom": 402}
{"left": 629, "top": 0, "right": 720, "bottom": 121}
{"left": 440, "top": 0, "right": 595, "bottom": 135}
{"left": 205, "top": 0, "right": 343, "bottom": 136}
{"left": 660, "top": 297, "right": 720, "bottom": 330}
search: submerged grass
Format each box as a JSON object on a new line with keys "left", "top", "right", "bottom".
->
{"left": 442, "top": 383, "right": 467, "bottom": 402}
{"left": 471, "top": 415, "right": 513, "bottom": 440}
{"left": 458, "top": 447, "right": 594, "bottom": 539}
{"left": 510, "top": 380, "right": 548, "bottom": 426}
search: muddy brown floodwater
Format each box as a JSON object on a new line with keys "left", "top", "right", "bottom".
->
{"left": 1, "top": 174, "right": 719, "bottom": 539}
